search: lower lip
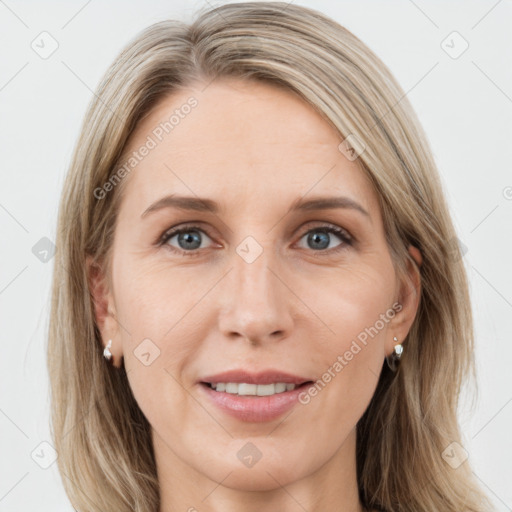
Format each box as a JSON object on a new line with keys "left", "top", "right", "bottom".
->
{"left": 198, "top": 382, "right": 312, "bottom": 423}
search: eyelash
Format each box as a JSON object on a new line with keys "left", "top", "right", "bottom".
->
{"left": 157, "top": 223, "right": 354, "bottom": 257}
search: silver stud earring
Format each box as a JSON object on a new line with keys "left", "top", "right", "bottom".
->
{"left": 385, "top": 336, "right": 403, "bottom": 372}
{"left": 103, "top": 339, "right": 112, "bottom": 361}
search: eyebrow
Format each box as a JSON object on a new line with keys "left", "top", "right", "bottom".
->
{"left": 141, "top": 194, "right": 370, "bottom": 219}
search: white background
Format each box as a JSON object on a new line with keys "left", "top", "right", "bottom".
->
{"left": 0, "top": 0, "right": 511, "bottom": 510}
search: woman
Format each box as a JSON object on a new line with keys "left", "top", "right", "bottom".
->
{"left": 47, "top": 2, "right": 494, "bottom": 511}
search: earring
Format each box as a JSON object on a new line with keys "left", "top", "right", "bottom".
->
{"left": 103, "top": 339, "right": 112, "bottom": 361}
{"left": 385, "top": 336, "right": 403, "bottom": 372}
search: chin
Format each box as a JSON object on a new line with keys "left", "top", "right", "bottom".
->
{"left": 212, "top": 463, "right": 301, "bottom": 492}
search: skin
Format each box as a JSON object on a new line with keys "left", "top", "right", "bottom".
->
{"left": 89, "top": 78, "right": 422, "bottom": 512}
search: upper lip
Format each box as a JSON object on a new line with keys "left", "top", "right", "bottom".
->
{"left": 199, "top": 369, "right": 313, "bottom": 386}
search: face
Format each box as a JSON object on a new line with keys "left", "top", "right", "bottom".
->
{"left": 90, "top": 78, "right": 421, "bottom": 494}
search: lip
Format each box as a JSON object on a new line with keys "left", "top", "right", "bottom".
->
{"left": 198, "top": 381, "right": 313, "bottom": 422}
{"left": 199, "top": 369, "right": 312, "bottom": 385}
{"left": 197, "top": 369, "right": 314, "bottom": 423}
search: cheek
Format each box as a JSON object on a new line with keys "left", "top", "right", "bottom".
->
{"left": 311, "top": 264, "right": 394, "bottom": 345}
{"left": 113, "top": 255, "right": 197, "bottom": 337}
{"left": 112, "top": 258, "right": 208, "bottom": 407}
{"left": 302, "top": 267, "right": 393, "bottom": 410}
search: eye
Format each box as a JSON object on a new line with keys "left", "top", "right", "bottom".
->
{"left": 296, "top": 224, "right": 353, "bottom": 253}
{"left": 159, "top": 224, "right": 215, "bottom": 255}
{"left": 157, "top": 222, "right": 353, "bottom": 257}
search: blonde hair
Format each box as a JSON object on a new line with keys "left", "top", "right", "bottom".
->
{"left": 47, "top": 2, "right": 494, "bottom": 511}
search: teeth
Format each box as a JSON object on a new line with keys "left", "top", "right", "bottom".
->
{"left": 209, "top": 382, "right": 297, "bottom": 396}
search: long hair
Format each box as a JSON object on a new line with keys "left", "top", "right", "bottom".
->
{"left": 47, "top": 2, "right": 493, "bottom": 510}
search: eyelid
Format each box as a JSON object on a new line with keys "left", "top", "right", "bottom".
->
{"left": 297, "top": 221, "right": 354, "bottom": 240}
{"left": 157, "top": 221, "right": 212, "bottom": 244}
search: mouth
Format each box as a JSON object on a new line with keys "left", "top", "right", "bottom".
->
{"left": 200, "top": 380, "right": 314, "bottom": 396}
{"left": 197, "top": 369, "right": 315, "bottom": 422}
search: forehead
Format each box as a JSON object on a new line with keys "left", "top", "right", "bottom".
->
{"left": 118, "top": 78, "right": 379, "bottom": 218}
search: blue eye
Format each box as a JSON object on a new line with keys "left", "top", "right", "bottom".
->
{"left": 158, "top": 223, "right": 353, "bottom": 256}
{"left": 160, "top": 225, "right": 214, "bottom": 254}
{"left": 297, "top": 225, "right": 353, "bottom": 252}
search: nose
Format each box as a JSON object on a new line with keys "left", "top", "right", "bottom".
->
{"left": 217, "top": 245, "right": 294, "bottom": 346}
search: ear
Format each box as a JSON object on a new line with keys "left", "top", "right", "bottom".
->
{"left": 385, "top": 245, "right": 422, "bottom": 356}
{"left": 86, "top": 255, "right": 123, "bottom": 368}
